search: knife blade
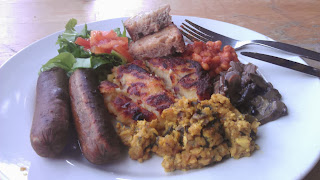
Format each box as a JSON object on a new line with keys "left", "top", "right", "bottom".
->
{"left": 241, "top": 52, "right": 320, "bottom": 78}
{"left": 251, "top": 40, "right": 320, "bottom": 62}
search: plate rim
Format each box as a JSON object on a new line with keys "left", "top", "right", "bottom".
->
{"left": 0, "top": 15, "right": 319, "bottom": 180}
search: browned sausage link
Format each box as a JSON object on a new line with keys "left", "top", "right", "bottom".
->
{"left": 30, "top": 67, "right": 71, "bottom": 157}
{"left": 69, "top": 69, "right": 123, "bottom": 164}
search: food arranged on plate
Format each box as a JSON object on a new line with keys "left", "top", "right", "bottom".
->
{"left": 31, "top": 4, "right": 287, "bottom": 172}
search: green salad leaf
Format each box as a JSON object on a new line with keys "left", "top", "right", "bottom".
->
{"left": 40, "top": 52, "right": 125, "bottom": 76}
{"left": 56, "top": 19, "right": 91, "bottom": 58}
{"left": 114, "top": 28, "right": 124, "bottom": 37}
{"left": 114, "top": 21, "right": 131, "bottom": 41}
{"left": 111, "top": 50, "right": 127, "bottom": 64}
{"left": 60, "top": 18, "right": 78, "bottom": 42}
{"left": 40, "top": 52, "right": 76, "bottom": 73}
{"left": 71, "top": 53, "right": 124, "bottom": 71}
{"left": 91, "top": 53, "right": 125, "bottom": 67}
{"left": 72, "top": 58, "right": 91, "bottom": 69}
{"left": 79, "top": 24, "right": 91, "bottom": 39}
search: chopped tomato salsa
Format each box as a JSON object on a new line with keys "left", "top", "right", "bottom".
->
{"left": 75, "top": 30, "right": 133, "bottom": 62}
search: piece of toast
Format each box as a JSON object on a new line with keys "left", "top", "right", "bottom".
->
{"left": 129, "top": 24, "right": 185, "bottom": 60}
{"left": 124, "top": 4, "right": 172, "bottom": 41}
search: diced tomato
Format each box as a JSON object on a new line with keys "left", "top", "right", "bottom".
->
{"left": 89, "top": 30, "right": 130, "bottom": 55}
{"left": 90, "top": 46, "right": 109, "bottom": 54}
{"left": 75, "top": 37, "right": 90, "bottom": 49}
{"left": 99, "top": 40, "right": 126, "bottom": 50}
{"left": 118, "top": 37, "right": 129, "bottom": 45}
{"left": 113, "top": 45, "right": 134, "bottom": 62}
{"left": 90, "top": 30, "right": 118, "bottom": 45}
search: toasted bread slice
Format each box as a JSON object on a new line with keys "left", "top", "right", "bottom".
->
{"left": 129, "top": 24, "right": 185, "bottom": 60}
{"left": 124, "top": 4, "right": 172, "bottom": 41}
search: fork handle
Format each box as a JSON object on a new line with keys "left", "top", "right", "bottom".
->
{"left": 251, "top": 40, "right": 320, "bottom": 62}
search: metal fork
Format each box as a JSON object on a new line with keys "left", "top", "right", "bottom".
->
{"left": 180, "top": 19, "right": 320, "bottom": 62}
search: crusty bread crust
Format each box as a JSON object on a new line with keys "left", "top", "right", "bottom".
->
{"left": 124, "top": 4, "right": 172, "bottom": 41}
{"left": 129, "top": 24, "right": 185, "bottom": 60}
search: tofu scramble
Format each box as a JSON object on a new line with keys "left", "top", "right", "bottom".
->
{"left": 116, "top": 94, "right": 260, "bottom": 172}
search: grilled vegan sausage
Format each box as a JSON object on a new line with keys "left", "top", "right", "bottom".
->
{"left": 31, "top": 67, "right": 71, "bottom": 157}
{"left": 69, "top": 69, "right": 122, "bottom": 164}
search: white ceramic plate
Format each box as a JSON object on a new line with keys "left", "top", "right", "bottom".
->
{"left": 0, "top": 16, "right": 320, "bottom": 180}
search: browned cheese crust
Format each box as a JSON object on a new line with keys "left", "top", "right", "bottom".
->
{"left": 69, "top": 69, "right": 123, "bottom": 164}
{"left": 31, "top": 67, "right": 70, "bottom": 157}
{"left": 99, "top": 81, "right": 157, "bottom": 125}
{"left": 124, "top": 4, "right": 172, "bottom": 41}
{"left": 112, "top": 60, "right": 175, "bottom": 115}
{"left": 129, "top": 24, "right": 185, "bottom": 60}
{"left": 146, "top": 57, "right": 213, "bottom": 100}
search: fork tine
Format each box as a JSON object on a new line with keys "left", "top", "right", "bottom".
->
{"left": 179, "top": 29, "right": 200, "bottom": 42}
{"left": 182, "top": 23, "right": 213, "bottom": 41}
{"left": 180, "top": 25, "right": 209, "bottom": 42}
{"left": 185, "top": 19, "right": 234, "bottom": 41}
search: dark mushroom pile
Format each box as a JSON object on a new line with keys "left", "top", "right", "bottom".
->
{"left": 214, "top": 61, "right": 288, "bottom": 125}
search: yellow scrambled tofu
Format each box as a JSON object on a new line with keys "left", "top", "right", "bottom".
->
{"left": 117, "top": 94, "right": 260, "bottom": 172}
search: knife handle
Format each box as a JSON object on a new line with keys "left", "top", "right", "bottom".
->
{"left": 251, "top": 40, "right": 320, "bottom": 62}
{"left": 241, "top": 52, "right": 320, "bottom": 78}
